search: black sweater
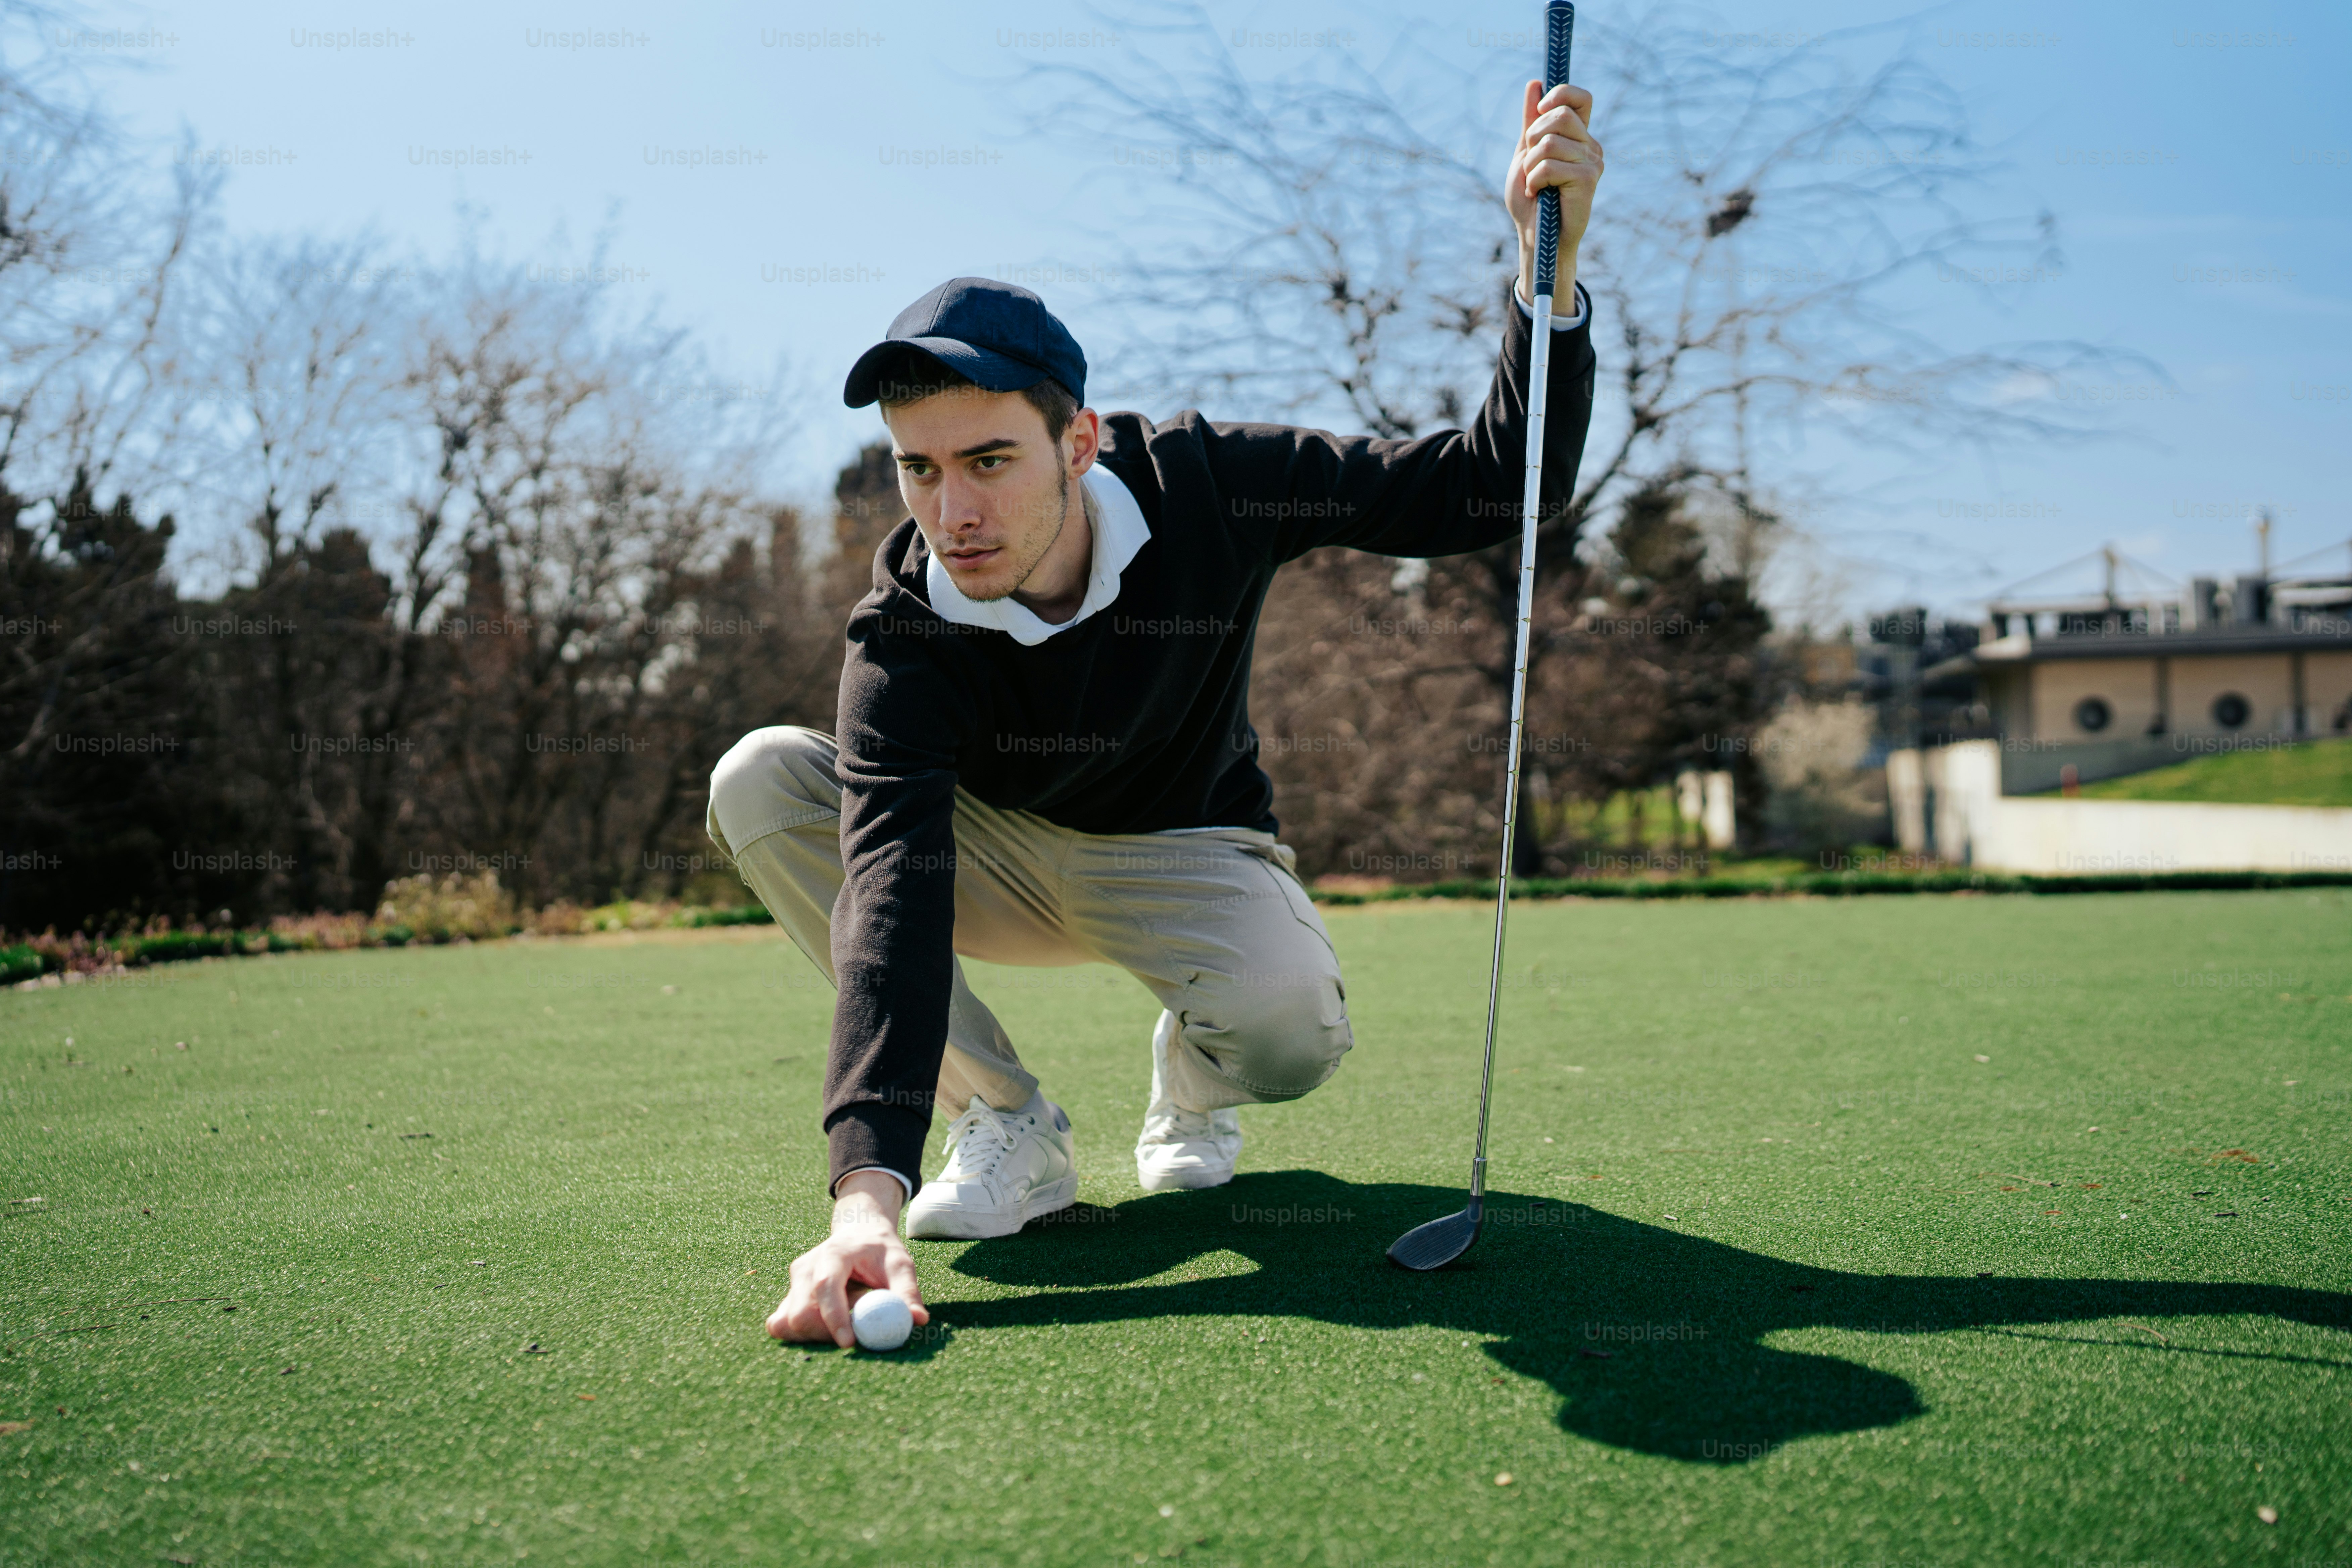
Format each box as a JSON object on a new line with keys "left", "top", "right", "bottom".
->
{"left": 825, "top": 282, "right": 1596, "bottom": 1187}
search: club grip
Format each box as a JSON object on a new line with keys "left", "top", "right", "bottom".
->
{"left": 1545, "top": 0, "right": 1575, "bottom": 89}
{"left": 1534, "top": 1, "right": 1575, "bottom": 300}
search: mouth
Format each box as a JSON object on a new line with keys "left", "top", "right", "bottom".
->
{"left": 941, "top": 545, "right": 1003, "bottom": 571}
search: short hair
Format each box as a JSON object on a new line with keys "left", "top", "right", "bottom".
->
{"left": 874, "top": 353, "right": 1080, "bottom": 445}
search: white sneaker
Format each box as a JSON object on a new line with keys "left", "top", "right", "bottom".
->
{"left": 1135, "top": 1026, "right": 1241, "bottom": 1192}
{"left": 904, "top": 1091, "right": 1077, "bottom": 1240}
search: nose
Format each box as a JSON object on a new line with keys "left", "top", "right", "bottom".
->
{"left": 932, "top": 470, "right": 987, "bottom": 535}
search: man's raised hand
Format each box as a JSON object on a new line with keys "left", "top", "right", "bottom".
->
{"left": 767, "top": 1169, "right": 930, "bottom": 1347}
{"left": 1508, "top": 80, "right": 1603, "bottom": 304}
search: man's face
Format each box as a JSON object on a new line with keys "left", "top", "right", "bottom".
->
{"left": 884, "top": 387, "right": 1098, "bottom": 603}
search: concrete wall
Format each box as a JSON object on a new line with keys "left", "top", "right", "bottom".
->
{"left": 1997, "top": 735, "right": 2180, "bottom": 795}
{"left": 1673, "top": 769, "right": 1737, "bottom": 850}
{"left": 1886, "top": 749, "right": 1925, "bottom": 852}
{"left": 1903, "top": 739, "right": 2352, "bottom": 873}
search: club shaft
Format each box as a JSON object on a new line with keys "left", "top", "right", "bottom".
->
{"left": 1470, "top": 0, "right": 1572, "bottom": 1204}
{"left": 1471, "top": 290, "right": 1552, "bottom": 1200}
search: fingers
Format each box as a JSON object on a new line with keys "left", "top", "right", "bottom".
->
{"left": 767, "top": 1230, "right": 933, "bottom": 1344}
{"left": 1516, "top": 81, "right": 1600, "bottom": 202}
{"left": 768, "top": 1253, "right": 813, "bottom": 1339}
{"left": 1522, "top": 83, "right": 1592, "bottom": 143}
{"left": 811, "top": 1265, "right": 855, "bottom": 1349}
{"left": 844, "top": 1234, "right": 930, "bottom": 1328}
{"left": 1524, "top": 143, "right": 1602, "bottom": 201}
{"left": 769, "top": 1249, "right": 857, "bottom": 1346}
{"left": 881, "top": 1245, "right": 930, "bottom": 1326}
{"left": 767, "top": 1278, "right": 823, "bottom": 1342}
{"left": 1540, "top": 82, "right": 1595, "bottom": 125}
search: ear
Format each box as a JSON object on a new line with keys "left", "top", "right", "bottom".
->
{"left": 1064, "top": 408, "right": 1101, "bottom": 478}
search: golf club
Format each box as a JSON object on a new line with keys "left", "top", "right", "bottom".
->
{"left": 1388, "top": 0, "right": 1576, "bottom": 1272}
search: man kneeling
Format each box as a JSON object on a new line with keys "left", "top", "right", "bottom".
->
{"left": 708, "top": 80, "right": 1604, "bottom": 1346}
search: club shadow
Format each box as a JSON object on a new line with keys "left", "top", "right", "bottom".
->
{"left": 927, "top": 1170, "right": 2352, "bottom": 1464}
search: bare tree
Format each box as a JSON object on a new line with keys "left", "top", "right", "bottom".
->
{"left": 151, "top": 238, "right": 414, "bottom": 911}
{"left": 182, "top": 235, "right": 408, "bottom": 574}
{"left": 1037, "top": 2, "right": 2147, "bottom": 502}
{"left": 390, "top": 252, "right": 803, "bottom": 902}
{"left": 1021, "top": 2, "right": 2158, "bottom": 872}
{"left": 0, "top": 4, "right": 847, "bottom": 930}
{"left": 0, "top": 3, "right": 211, "bottom": 509}
{"left": 0, "top": 3, "right": 235, "bottom": 930}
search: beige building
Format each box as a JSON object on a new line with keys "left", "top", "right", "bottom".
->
{"left": 1929, "top": 548, "right": 2352, "bottom": 751}
{"left": 1890, "top": 549, "right": 2352, "bottom": 870}
{"left": 1971, "top": 629, "right": 2352, "bottom": 743}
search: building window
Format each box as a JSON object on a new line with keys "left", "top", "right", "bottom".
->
{"left": 2212, "top": 692, "right": 2251, "bottom": 730}
{"left": 2073, "top": 696, "right": 2112, "bottom": 734}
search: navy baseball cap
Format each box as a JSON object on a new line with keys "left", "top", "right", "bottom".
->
{"left": 842, "top": 277, "right": 1087, "bottom": 409}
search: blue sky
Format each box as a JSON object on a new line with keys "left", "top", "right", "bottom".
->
{"left": 68, "top": 0, "right": 2352, "bottom": 621}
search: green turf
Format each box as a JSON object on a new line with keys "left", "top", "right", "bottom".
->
{"left": 2068, "top": 736, "right": 2352, "bottom": 806}
{"left": 3, "top": 894, "right": 2348, "bottom": 1566}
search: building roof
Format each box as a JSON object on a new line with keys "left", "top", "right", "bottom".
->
{"left": 1928, "top": 621, "right": 2352, "bottom": 681}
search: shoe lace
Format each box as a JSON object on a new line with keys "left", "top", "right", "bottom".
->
{"left": 941, "top": 1097, "right": 1017, "bottom": 1178}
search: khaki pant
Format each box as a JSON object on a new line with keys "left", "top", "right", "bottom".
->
{"left": 704, "top": 726, "right": 1353, "bottom": 1119}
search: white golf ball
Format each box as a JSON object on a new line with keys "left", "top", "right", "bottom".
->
{"left": 851, "top": 1289, "right": 913, "bottom": 1352}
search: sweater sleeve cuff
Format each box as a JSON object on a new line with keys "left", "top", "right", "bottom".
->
{"left": 1515, "top": 278, "right": 1590, "bottom": 330}
{"left": 833, "top": 1165, "right": 914, "bottom": 1203}
{"left": 826, "top": 1102, "right": 932, "bottom": 1197}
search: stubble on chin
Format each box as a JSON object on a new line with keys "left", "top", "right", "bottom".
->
{"left": 951, "top": 468, "right": 1070, "bottom": 604}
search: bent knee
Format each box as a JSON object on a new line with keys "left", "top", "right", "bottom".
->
{"left": 1187, "top": 972, "right": 1353, "bottom": 1101}
{"left": 707, "top": 726, "right": 837, "bottom": 855}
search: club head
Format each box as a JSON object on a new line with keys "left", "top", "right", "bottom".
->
{"left": 1386, "top": 1202, "right": 1483, "bottom": 1271}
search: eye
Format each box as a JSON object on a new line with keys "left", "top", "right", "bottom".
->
{"left": 900, "top": 460, "right": 935, "bottom": 479}
{"left": 974, "top": 454, "right": 1010, "bottom": 471}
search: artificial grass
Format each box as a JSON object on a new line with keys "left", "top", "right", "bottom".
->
{"left": 1, "top": 893, "right": 2347, "bottom": 1566}
{"left": 1308, "top": 866, "right": 2352, "bottom": 902}
{"left": 2070, "top": 735, "right": 2352, "bottom": 806}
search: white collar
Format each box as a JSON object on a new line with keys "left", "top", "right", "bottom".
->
{"left": 923, "top": 463, "right": 1150, "bottom": 646}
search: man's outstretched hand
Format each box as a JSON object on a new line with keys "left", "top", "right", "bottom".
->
{"left": 768, "top": 1169, "right": 930, "bottom": 1346}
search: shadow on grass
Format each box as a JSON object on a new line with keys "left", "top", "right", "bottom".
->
{"left": 934, "top": 1170, "right": 2352, "bottom": 1464}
